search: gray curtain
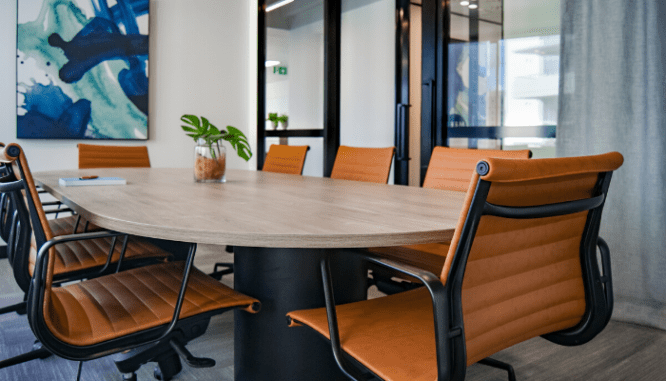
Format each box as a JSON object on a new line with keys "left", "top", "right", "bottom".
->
{"left": 557, "top": 0, "right": 666, "bottom": 330}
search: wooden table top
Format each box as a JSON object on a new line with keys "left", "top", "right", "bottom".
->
{"left": 34, "top": 168, "right": 465, "bottom": 248}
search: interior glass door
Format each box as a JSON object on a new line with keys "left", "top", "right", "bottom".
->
{"left": 264, "top": 0, "right": 325, "bottom": 176}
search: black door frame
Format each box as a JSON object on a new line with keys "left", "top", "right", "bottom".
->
{"left": 394, "top": 0, "right": 411, "bottom": 185}
{"left": 323, "top": 0, "right": 341, "bottom": 177}
{"left": 419, "top": 0, "right": 449, "bottom": 185}
{"left": 256, "top": 0, "right": 267, "bottom": 170}
{"left": 257, "top": 0, "right": 413, "bottom": 180}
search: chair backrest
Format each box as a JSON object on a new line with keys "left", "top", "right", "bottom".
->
{"left": 78, "top": 144, "right": 151, "bottom": 169}
{"left": 423, "top": 147, "right": 532, "bottom": 191}
{"left": 262, "top": 144, "right": 310, "bottom": 175}
{"left": 1, "top": 144, "right": 55, "bottom": 289}
{"left": 3, "top": 173, "right": 33, "bottom": 293}
{"left": 329, "top": 146, "right": 395, "bottom": 184}
{"left": 440, "top": 152, "right": 623, "bottom": 370}
{"left": 0, "top": 151, "right": 12, "bottom": 242}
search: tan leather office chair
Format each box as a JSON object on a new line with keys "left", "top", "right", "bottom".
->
{"left": 287, "top": 152, "right": 623, "bottom": 381}
{"left": 262, "top": 144, "right": 310, "bottom": 175}
{"left": 0, "top": 143, "right": 173, "bottom": 371}
{"left": 1, "top": 143, "right": 261, "bottom": 380}
{"left": 368, "top": 147, "right": 531, "bottom": 293}
{"left": 330, "top": 146, "right": 395, "bottom": 184}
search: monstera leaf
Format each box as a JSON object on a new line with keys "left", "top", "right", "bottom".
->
{"left": 181, "top": 114, "right": 252, "bottom": 161}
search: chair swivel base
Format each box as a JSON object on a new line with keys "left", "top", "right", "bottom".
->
{"left": 0, "top": 340, "right": 52, "bottom": 369}
{"left": 210, "top": 246, "right": 235, "bottom": 280}
{"left": 114, "top": 319, "right": 213, "bottom": 381}
{"left": 209, "top": 262, "right": 233, "bottom": 281}
{"left": 479, "top": 357, "right": 517, "bottom": 381}
{"left": 0, "top": 300, "right": 26, "bottom": 315}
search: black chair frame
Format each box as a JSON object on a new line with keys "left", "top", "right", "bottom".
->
{"left": 307, "top": 163, "right": 615, "bottom": 381}
{"left": 27, "top": 232, "right": 259, "bottom": 378}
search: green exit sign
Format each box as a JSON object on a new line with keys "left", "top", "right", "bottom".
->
{"left": 273, "top": 66, "right": 288, "bottom": 75}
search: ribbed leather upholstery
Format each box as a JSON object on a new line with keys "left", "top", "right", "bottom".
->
{"left": 28, "top": 234, "right": 169, "bottom": 276}
{"left": 262, "top": 144, "right": 309, "bottom": 175}
{"left": 48, "top": 215, "right": 101, "bottom": 236}
{"left": 288, "top": 152, "right": 624, "bottom": 381}
{"left": 330, "top": 146, "right": 395, "bottom": 184}
{"left": 422, "top": 147, "right": 531, "bottom": 191}
{"left": 78, "top": 144, "right": 151, "bottom": 169}
{"left": 47, "top": 262, "right": 258, "bottom": 346}
{"left": 290, "top": 288, "right": 438, "bottom": 381}
{"left": 368, "top": 147, "right": 531, "bottom": 269}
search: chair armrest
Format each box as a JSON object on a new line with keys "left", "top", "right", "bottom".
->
{"left": 43, "top": 208, "right": 74, "bottom": 215}
{"left": 32, "top": 230, "right": 127, "bottom": 284}
{"left": 41, "top": 201, "right": 63, "bottom": 207}
{"left": 0, "top": 179, "right": 24, "bottom": 193}
{"left": 319, "top": 249, "right": 458, "bottom": 381}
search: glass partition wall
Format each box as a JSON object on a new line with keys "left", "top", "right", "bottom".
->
{"left": 259, "top": 0, "right": 560, "bottom": 184}
{"left": 263, "top": 0, "right": 325, "bottom": 176}
{"left": 445, "top": 0, "right": 560, "bottom": 157}
{"left": 259, "top": 0, "right": 410, "bottom": 181}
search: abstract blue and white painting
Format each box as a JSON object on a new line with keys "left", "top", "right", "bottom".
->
{"left": 17, "top": 0, "right": 149, "bottom": 139}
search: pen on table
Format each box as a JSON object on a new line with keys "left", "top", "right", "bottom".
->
{"left": 79, "top": 176, "right": 99, "bottom": 180}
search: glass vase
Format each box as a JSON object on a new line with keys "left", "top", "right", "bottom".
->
{"left": 194, "top": 141, "right": 226, "bottom": 183}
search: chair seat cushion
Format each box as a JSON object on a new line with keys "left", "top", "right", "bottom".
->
{"left": 47, "top": 262, "right": 259, "bottom": 346}
{"left": 48, "top": 215, "right": 101, "bottom": 236}
{"left": 288, "top": 286, "right": 584, "bottom": 381}
{"left": 289, "top": 288, "right": 438, "bottom": 381}
{"left": 367, "top": 241, "right": 450, "bottom": 275}
{"left": 30, "top": 235, "right": 170, "bottom": 276}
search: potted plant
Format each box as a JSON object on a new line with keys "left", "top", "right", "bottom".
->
{"left": 266, "top": 112, "right": 279, "bottom": 130}
{"left": 277, "top": 114, "right": 289, "bottom": 130}
{"left": 181, "top": 114, "right": 252, "bottom": 183}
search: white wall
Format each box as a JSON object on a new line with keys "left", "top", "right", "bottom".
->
{"left": 340, "top": 0, "right": 395, "bottom": 179}
{"left": 1, "top": 0, "right": 256, "bottom": 172}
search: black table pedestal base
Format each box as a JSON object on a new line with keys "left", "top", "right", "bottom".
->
{"left": 234, "top": 247, "right": 367, "bottom": 381}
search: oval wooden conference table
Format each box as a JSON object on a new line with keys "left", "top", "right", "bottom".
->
{"left": 34, "top": 168, "right": 466, "bottom": 381}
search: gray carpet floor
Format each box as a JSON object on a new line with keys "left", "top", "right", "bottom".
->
{"left": 0, "top": 243, "right": 665, "bottom": 381}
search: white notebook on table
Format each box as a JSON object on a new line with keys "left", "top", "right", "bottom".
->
{"left": 59, "top": 177, "right": 127, "bottom": 187}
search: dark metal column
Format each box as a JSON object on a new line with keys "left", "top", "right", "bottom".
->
{"left": 323, "top": 0, "right": 341, "bottom": 177}
{"left": 394, "top": 0, "right": 411, "bottom": 185}
{"left": 234, "top": 247, "right": 367, "bottom": 381}
{"left": 420, "top": 0, "right": 449, "bottom": 185}
{"left": 256, "top": 0, "right": 267, "bottom": 170}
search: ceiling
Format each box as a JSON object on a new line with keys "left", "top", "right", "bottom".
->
{"left": 451, "top": 0, "right": 503, "bottom": 24}
{"left": 265, "top": 0, "right": 554, "bottom": 37}
{"left": 266, "top": 0, "right": 400, "bottom": 30}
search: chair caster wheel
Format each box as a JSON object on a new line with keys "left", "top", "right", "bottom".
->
{"left": 154, "top": 366, "right": 176, "bottom": 381}
{"left": 154, "top": 351, "right": 182, "bottom": 380}
{"left": 122, "top": 373, "right": 137, "bottom": 381}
